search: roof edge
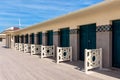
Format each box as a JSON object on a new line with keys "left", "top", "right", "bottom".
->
{"left": 15, "top": 0, "right": 114, "bottom": 33}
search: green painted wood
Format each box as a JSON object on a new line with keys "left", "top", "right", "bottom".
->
{"left": 37, "top": 32, "right": 42, "bottom": 45}
{"left": 22, "top": 35, "right": 24, "bottom": 43}
{"left": 21, "top": 35, "right": 24, "bottom": 43}
{"left": 80, "top": 24, "right": 96, "bottom": 61}
{"left": 15, "top": 36, "right": 17, "bottom": 43}
{"left": 20, "top": 36, "right": 22, "bottom": 43}
{"left": 112, "top": 20, "right": 120, "bottom": 68}
{"left": 25, "top": 34, "right": 28, "bottom": 44}
{"left": 60, "top": 28, "right": 70, "bottom": 47}
{"left": 30, "top": 34, "right": 32, "bottom": 44}
{"left": 17, "top": 35, "right": 20, "bottom": 43}
{"left": 30, "top": 33, "right": 34, "bottom": 44}
{"left": 47, "top": 30, "right": 53, "bottom": 46}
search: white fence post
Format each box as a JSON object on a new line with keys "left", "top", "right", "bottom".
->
{"left": 41, "top": 45, "right": 43, "bottom": 58}
{"left": 100, "top": 48, "right": 102, "bottom": 70}
{"left": 57, "top": 47, "right": 59, "bottom": 64}
{"left": 85, "top": 49, "right": 88, "bottom": 73}
{"left": 70, "top": 47, "right": 72, "bottom": 62}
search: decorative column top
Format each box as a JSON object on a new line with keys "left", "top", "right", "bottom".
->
{"left": 96, "top": 24, "right": 112, "bottom": 32}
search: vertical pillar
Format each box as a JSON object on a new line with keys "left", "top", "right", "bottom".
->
{"left": 8, "top": 35, "right": 9, "bottom": 48}
{"left": 8, "top": 35, "right": 11, "bottom": 48}
{"left": 19, "top": 35, "right": 21, "bottom": 43}
{"left": 28, "top": 34, "right": 31, "bottom": 44}
{"left": 6, "top": 35, "right": 8, "bottom": 48}
{"left": 53, "top": 30, "right": 59, "bottom": 57}
{"left": 96, "top": 21, "right": 112, "bottom": 68}
{"left": 6, "top": 34, "right": 11, "bottom": 48}
{"left": 42, "top": 31, "right": 46, "bottom": 45}
{"left": 24, "top": 35, "right": 25, "bottom": 44}
{"left": 53, "top": 30, "right": 59, "bottom": 47}
{"left": 34, "top": 33, "right": 37, "bottom": 45}
{"left": 11, "top": 35, "right": 15, "bottom": 48}
{"left": 14, "top": 35, "right": 15, "bottom": 47}
{"left": 13, "top": 35, "right": 15, "bottom": 48}
{"left": 70, "top": 28, "right": 79, "bottom": 61}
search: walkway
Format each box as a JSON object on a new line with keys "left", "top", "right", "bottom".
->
{"left": 0, "top": 43, "right": 120, "bottom": 80}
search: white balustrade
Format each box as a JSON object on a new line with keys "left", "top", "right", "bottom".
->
{"left": 19, "top": 43, "right": 24, "bottom": 51}
{"left": 85, "top": 48, "right": 102, "bottom": 73}
{"left": 57, "top": 47, "right": 72, "bottom": 64}
{"left": 41, "top": 45, "right": 55, "bottom": 58}
{"left": 15, "top": 43, "right": 19, "bottom": 50}
{"left": 31, "top": 44, "right": 42, "bottom": 55}
{"left": 24, "top": 44, "right": 31, "bottom": 53}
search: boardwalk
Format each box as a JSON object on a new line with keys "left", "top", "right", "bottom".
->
{"left": 0, "top": 43, "right": 120, "bottom": 80}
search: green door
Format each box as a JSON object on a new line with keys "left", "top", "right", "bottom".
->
{"left": 37, "top": 32, "right": 42, "bottom": 45}
{"left": 22, "top": 35, "right": 24, "bottom": 43}
{"left": 112, "top": 20, "right": 120, "bottom": 68}
{"left": 47, "top": 30, "right": 53, "bottom": 46}
{"left": 17, "top": 35, "right": 20, "bottom": 43}
{"left": 30, "top": 33, "right": 34, "bottom": 44}
{"left": 80, "top": 24, "right": 96, "bottom": 61}
{"left": 15, "top": 36, "right": 17, "bottom": 43}
{"left": 60, "top": 28, "right": 70, "bottom": 47}
{"left": 21, "top": 35, "right": 24, "bottom": 43}
{"left": 25, "top": 34, "right": 28, "bottom": 44}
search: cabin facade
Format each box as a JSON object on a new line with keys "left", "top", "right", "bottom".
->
{"left": 4, "top": 0, "right": 120, "bottom": 70}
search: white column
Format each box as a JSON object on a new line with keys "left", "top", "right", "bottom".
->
{"left": 19, "top": 35, "right": 21, "bottom": 43}
{"left": 28, "top": 34, "right": 31, "bottom": 44}
{"left": 24, "top": 35, "right": 25, "bottom": 44}
{"left": 6, "top": 35, "right": 8, "bottom": 48}
{"left": 11, "top": 35, "right": 15, "bottom": 48}
{"left": 34, "top": 33, "right": 37, "bottom": 45}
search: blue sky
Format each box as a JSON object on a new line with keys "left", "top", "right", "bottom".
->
{"left": 0, "top": 0, "right": 103, "bottom": 32}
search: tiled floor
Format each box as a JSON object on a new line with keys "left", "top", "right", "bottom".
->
{"left": 0, "top": 43, "right": 120, "bottom": 80}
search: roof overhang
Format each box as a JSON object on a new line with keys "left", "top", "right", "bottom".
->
{"left": 0, "top": 34, "right": 6, "bottom": 38}
{"left": 14, "top": 0, "right": 115, "bottom": 33}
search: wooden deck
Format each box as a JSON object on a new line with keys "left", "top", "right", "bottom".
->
{"left": 0, "top": 43, "right": 120, "bottom": 80}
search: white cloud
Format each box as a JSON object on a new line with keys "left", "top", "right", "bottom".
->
{"left": 0, "top": 0, "right": 103, "bottom": 32}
